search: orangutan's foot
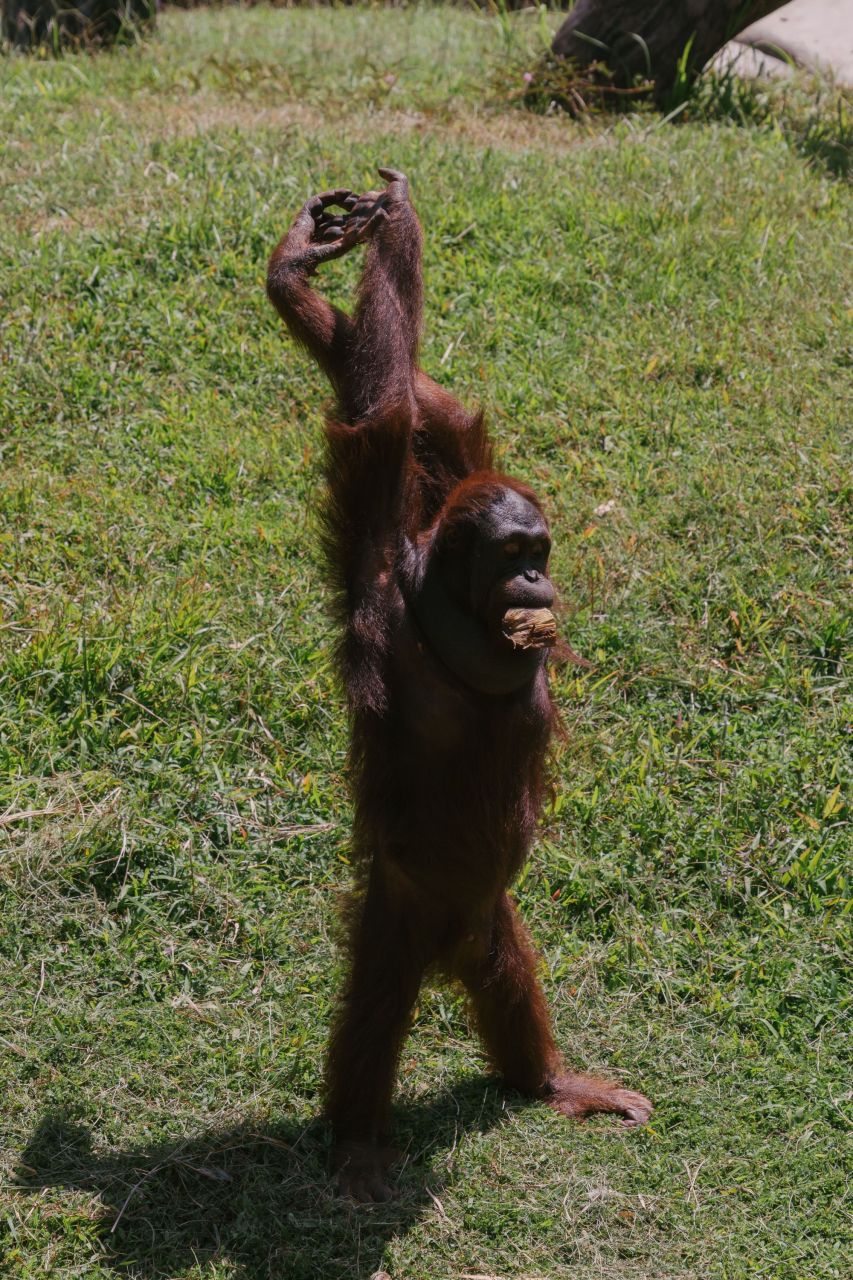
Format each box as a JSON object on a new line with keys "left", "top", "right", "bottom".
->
{"left": 545, "top": 1073, "right": 652, "bottom": 1127}
{"left": 333, "top": 1140, "right": 401, "bottom": 1204}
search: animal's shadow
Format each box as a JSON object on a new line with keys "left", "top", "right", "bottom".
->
{"left": 15, "top": 1077, "right": 511, "bottom": 1280}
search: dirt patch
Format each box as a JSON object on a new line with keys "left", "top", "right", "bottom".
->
{"left": 117, "top": 92, "right": 597, "bottom": 157}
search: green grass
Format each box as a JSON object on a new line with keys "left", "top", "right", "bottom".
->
{"left": 1, "top": 6, "right": 851, "bottom": 1278}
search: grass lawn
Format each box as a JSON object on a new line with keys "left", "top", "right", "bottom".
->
{"left": 0, "top": 6, "right": 850, "bottom": 1278}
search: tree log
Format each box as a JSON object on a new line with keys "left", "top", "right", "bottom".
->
{"left": 2, "top": 0, "right": 155, "bottom": 49}
{"left": 551, "top": 0, "right": 792, "bottom": 101}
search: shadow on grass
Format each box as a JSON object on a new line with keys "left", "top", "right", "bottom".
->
{"left": 16, "top": 1078, "right": 510, "bottom": 1280}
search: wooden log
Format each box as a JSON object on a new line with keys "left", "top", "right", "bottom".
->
{"left": 2, "top": 0, "right": 155, "bottom": 50}
{"left": 551, "top": 0, "right": 791, "bottom": 101}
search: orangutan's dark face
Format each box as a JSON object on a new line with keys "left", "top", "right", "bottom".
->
{"left": 412, "top": 486, "right": 557, "bottom": 696}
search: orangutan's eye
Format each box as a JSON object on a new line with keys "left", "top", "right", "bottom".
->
{"left": 503, "top": 541, "right": 520, "bottom": 558}
{"left": 530, "top": 541, "right": 545, "bottom": 558}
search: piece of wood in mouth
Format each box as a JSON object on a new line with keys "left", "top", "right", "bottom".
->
{"left": 501, "top": 607, "right": 558, "bottom": 650}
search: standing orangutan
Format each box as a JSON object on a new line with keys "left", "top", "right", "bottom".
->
{"left": 267, "top": 169, "right": 652, "bottom": 1202}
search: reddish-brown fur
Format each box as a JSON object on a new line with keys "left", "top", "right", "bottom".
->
{"left": 267, "top": 172, "right": 651, "bottom": 1202}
